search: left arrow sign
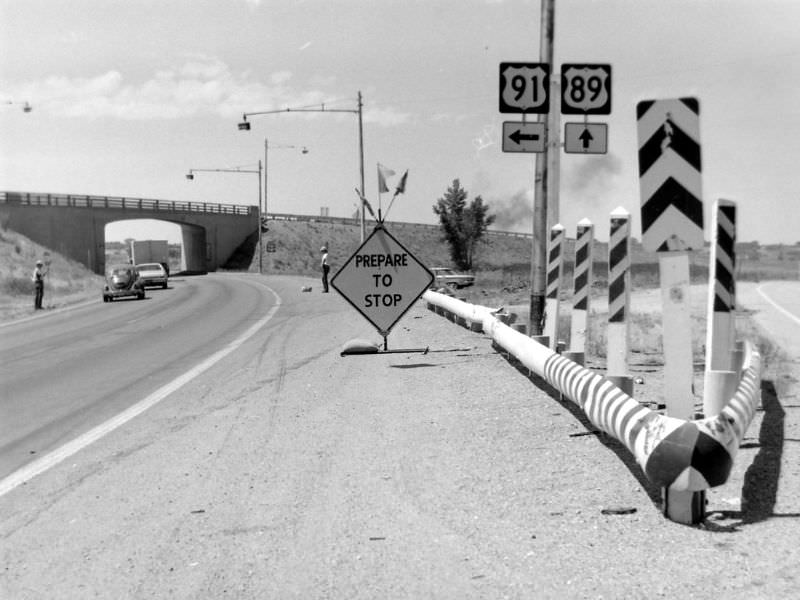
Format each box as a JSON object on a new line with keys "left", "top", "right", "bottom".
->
{"left": 502, "top": 121, "right": 546, "bottom": 153}
{"left": 510, "top": 129, "right": 540, "bottom": 145}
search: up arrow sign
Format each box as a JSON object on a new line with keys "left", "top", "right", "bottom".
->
{"left": 579, "top": 128, "right": 593, "bottom": 149}
{"left": 564, "top": 122, "right": 607, "bottom": 154}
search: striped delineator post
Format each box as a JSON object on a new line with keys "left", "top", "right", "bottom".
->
{"left": 606, "top": 208, "right": 632, "bottom": 393}
{"left": 637, "top": 97, "right": 704, "bottom": 524}
{"left": 568, "top": 219, "right": 594, "bottom": 365}
{"left": 424, "top": 291, "right": 763, "bottom": 513}
{"left": 544, "top": 224, "right": 565, "bottom": 350}
{"left": 703, "top": 199, "right": 738, "bottom": 417}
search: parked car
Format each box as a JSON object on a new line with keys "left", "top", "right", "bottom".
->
{"left": 430, "top": 267, "right": 475, "bottom": 289}
{"left": 103, "top": 265, "right": 145, "bottom": 302}
{"left": 135, "top": 262, "right": 168, "bottom": 289}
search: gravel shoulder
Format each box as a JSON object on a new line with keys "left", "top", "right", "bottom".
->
{"left": 1, "top": 278, "right": 798, "bottom": 598}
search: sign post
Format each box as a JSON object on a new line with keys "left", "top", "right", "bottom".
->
{"left": 331, "top": 224, "right": 434, "bottom": 353}
{"left": 637, "top": 97, "right": 704, "bottom": 524}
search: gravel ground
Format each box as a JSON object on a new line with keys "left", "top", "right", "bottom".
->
{"left": 2, "top": 279, "right": 798, "bottom": 599}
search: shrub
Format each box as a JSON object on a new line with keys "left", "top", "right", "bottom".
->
{"left": 1, "top": 276, "right": 34, "bottom": 296}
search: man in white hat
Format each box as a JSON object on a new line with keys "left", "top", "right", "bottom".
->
{"left": 320, "top": 246, "right": 329, "bottom": 293}
{"left": 32, "top": 259, "right": 48, "bottom": 309}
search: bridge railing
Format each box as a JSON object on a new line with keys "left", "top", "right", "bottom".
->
{"left": 1, "top": 191, "right": 530, "bottom": 238}
{"left": 0, "top": 191, "right": 255, "bottom": 216}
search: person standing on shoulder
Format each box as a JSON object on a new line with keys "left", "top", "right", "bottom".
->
{"left": 320, "top": 246, "right": 330, "bottom": 293}
{"left": 32, "top": 259, "right": 48, "bottom": 310}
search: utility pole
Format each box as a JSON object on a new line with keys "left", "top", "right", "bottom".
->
{"left": 530, "top": 0, "right": 555, "bottom": 336}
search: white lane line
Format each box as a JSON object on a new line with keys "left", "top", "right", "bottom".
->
{"left": 0, "top": 284, "right": 282, "bottom": 498}
{"left": 756, "top": 284, "right": 800, "bottom": 327}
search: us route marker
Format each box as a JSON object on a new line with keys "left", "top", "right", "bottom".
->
{"left": 560, "top": 64, "right": 612, "bottom": 115}
{"left": 499, "top": 62, "right": 550, "bottom": 114}
{"left": 331, "top": 224, "right": 434, "bottom": 341}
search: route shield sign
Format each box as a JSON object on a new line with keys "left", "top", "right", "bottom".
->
{"left": 499, "top": 62, "right": 550, "bottom": 114}
{"left": 331, "top": 226, "right": 434, "bottom": 336}
{"left": 560, "top": 64, "right": 612, "bottom": 115}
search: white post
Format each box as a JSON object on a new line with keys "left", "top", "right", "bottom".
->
{"left": 659, "top": 247, "right": 700, "bottom": 524}
{"left": 659, "top": 249, "right": 694, "bottom": 419}
{"left": 568, "top": 219, "right": 593, "bottom": 364}
{"left": 544, "top": 224, "right": 565, "bottom": 350}
{"left": 703, "top": 199, "right": 737, "bottom": 417}
{"left": 606, "top": 208, "right": 632, "bottom": 395}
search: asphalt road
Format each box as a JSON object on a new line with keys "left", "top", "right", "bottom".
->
{"left": 0, "top": 273, "right": 280, "bottom": 481}
{"left": 1, "top": 275, "right": 798, "bottom": 599}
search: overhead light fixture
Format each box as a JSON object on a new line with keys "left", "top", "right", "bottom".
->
{"left": 185, "top": 173, "right": 194, "bottom": 180}
{"left": 238, "top": 120, "right": 250, "bottom": 131}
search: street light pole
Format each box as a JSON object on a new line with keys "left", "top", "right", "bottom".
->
{"left": 262, "top": 138, "right": 309, "bottom": 221}
{"left": 185, "top": 164, "right": 263, "bottom": 274}
{"left": 239, "top": 91, "right": 367, "bottom": 241}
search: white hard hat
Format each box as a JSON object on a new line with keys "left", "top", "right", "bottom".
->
{"left": 320, "top": 246, "right": 327, "bottom": 252}
{"left": 36, "top": 260, "right": 43, "bottom": 265}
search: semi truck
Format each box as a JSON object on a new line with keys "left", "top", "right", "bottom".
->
{"left": 129, "top": 239, "right": 170, "bottom": 274}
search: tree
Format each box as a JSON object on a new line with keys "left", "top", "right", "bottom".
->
{"left": 433, "top": 179, "right": 495, "bottom": 271}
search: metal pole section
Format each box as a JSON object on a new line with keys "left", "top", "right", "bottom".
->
{"left": 258, "top": 159, "right": 263, "bottom": 275}
{"left": 547, "top": 77, "right": 561, "bottom": 230}
{"left": 529, "top": 0, "right": 555, "bottom": 336}
{"left": 264, "top": 138, "right": 269, "bottom": 219}
{"left": 357, "top": 91, "right": 366, "bottom": 242}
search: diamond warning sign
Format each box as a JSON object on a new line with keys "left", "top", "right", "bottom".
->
{"left": 331, "top": 225, "right": 434, "bottom": 336}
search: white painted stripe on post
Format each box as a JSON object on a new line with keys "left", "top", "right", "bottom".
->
{"left": 704, "top": 199, "right": 738, "bottom": 416}
{"left": 544, "top": 224, "right": 565, "bottom": 350}
{"left": 570, "top": 219, "right": 593, "bottom": 355}
{"left": 607, "top": 207, "right": 630, "bottom": 377}
{"left": 637, "top": 98, "right": 700, "bottom": 145}
{"left": 639, "top": 153, "right": 702, "bottom": 201}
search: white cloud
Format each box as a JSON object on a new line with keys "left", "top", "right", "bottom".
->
{"left": 6, "top": 57, "right": 412, "bottom": 126}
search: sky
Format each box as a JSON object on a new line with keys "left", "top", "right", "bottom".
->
{"left": 2, "top": 0, "right": 799, "bottom": 245}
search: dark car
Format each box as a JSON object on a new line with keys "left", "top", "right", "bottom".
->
{"left": 103, "top": 265, "right": 145, "bottom": 302}
{"left": 430, "top": 267, "right": 475, "bottom": 289}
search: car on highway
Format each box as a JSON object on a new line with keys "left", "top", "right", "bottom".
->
{"left": 103, "top": 265, "right": 145, "bottom": 302}
{"left": 135, "top": 262, "right": 169, "bottom": 289}
{"left": 430, "top": 267, "right": 475, "bottom": 289}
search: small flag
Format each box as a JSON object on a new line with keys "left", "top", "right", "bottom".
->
{"left": 394, "top": 170, "right": 408, "bottom": 196}
{"left": 377, "top": 163, "right": 395, "bottom": 193}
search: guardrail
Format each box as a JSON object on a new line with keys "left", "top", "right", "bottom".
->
{"left": 423, "top": 290, "right": 762, "bottom": 496}
{"left": 0, "top": 191, "right": 254, "bottom": 216}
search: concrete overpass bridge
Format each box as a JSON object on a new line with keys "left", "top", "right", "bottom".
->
{"left": 0, "top": 191, "right": 259, "bottom": 275}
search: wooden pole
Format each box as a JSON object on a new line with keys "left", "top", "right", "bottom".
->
{"left": 529, "top": 0, "right": 555, "bottom": 336}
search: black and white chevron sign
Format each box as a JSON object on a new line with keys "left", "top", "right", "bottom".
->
{"left": 637, "top": 97, "right": 703, "bottom": 252}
